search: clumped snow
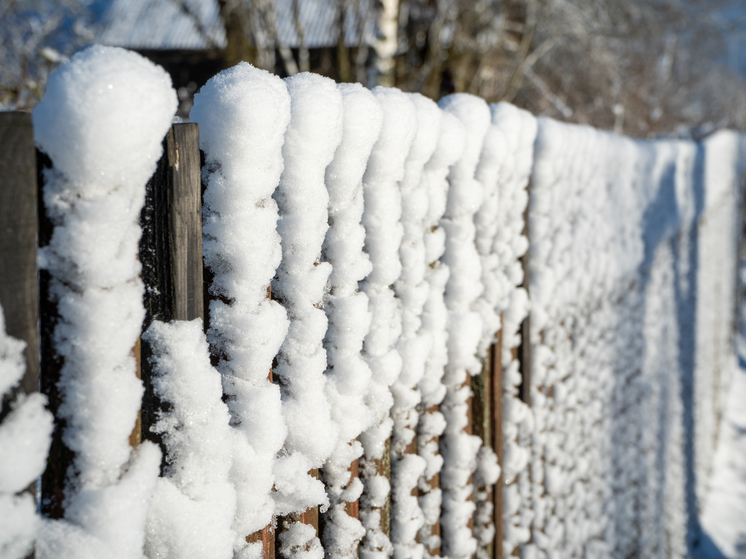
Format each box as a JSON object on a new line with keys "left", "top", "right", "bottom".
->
{"left": 389, "top": 92, "right": 441, "bottom": 559}
{"left": 417, "top": 110, "right": 466, "bottom": 555}
{"left": 358, "top": 86, "right": 416, "bottom": 559}
{"left": 320, "top": 82, "right": 382, "bottom": 558}
{"left": 488, "top": 103, "right": 536, "bottom": 558}
{"left": 190, "top": 62, "right": 291, "bottom": 557}
{"left": 437, "top": 93, "right": 491, "bottom": 559}
{"left": 32, "top": 44, "right": 176, "bottom": 559}
{"left": 697, "top": 131, "right": 746, "bottom": 559}
{"left": 271, "top": 72, "right": 343, "bottom": 527}
{"left": 10, "top": 57, "right": 745, "bottom": 559}
{"left": 142, "top": 319, "right": 236, "bottom": 559}
{"left": 525, "top": 119, "right": 744, "bottom": 559}
{"left": 0, "top": 305, "right": 53, "bottom": 559}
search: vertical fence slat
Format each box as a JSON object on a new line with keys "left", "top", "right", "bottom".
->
{"left": 0, "top": 112, "right": 38, "bottom": 405}
{"left": 472, "top": 342, "right": 494, "bottom": 558}
{"left": 139, "top": 122, "right": 203, "bottom": 459}
{"left": 518, "top": 186, "right": 531, "bottom": 406}
{"left": 37, "top": 146, "right": 72, "bottom": 519}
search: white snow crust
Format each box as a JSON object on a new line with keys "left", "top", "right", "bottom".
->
{"left": 190, "top": 62, "right": 291, "bottom": 556}
{"left": 320, "top": 82, "right": 382, "bottom": 558}
{"left": 437, "top": 93, "right": 490, "bottom": 559}
{"left": 12, "top": 59, "right": 746, "bottom": 559}
{"left": 32, "top": 44, "right": 176, "bottom": 559}
{"left": 524, "top": 118, "right": 744, "bottom": 559}
{"left": 389, "top": 92, "right": 442, "bottom": 559}
{"left": 358, "top": 86, "right": 416, "bottom": 559}
{"left": 271, "top": 73, "right": 343, "bottom": 527}
{"left": 142, "top": 319, "right": 236, "bottom": 559}
{"left": 416, "top": 110, "right": 466, "bottom": 556}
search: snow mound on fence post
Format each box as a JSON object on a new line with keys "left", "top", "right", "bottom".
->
{"left": 189, "top": 62, "right": 291, "bottom": 557}
{"left": 417, "top": 110, "right": 466, "bottom": 555}
{"left": 437, "top": 93, "right": 491, "bottom": 559}
{"left": 142, "top": 319, "right": 236, "bottom": 559}
{"left": 489, "top": 103, "right": 536, "bottom": 558}
{"left": 271, "top": 72, "right": 343, "bottom": 520}
{"left": 32, "top": 44, "right": 176, "bottom": 559}
{"left": 0, "top": 306, "right": 53, "bottom": 559}
{"left": 390, "top": 92, "right": 441, "bottom": 559}
{"left": 358, "top": 86, "right": 417, "bottom": 559}
{"left": 320, "top": 82, "right": 382, "bottom": 557}
{"left": 698, "top": 130, "right": 746, "bottom": 558}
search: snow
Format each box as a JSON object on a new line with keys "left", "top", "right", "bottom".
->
{"left": 271, "top": 72, "right": 343, "bottom": 527}
{"left": 142, "top": 319, "right": 236, "bottom": 559}
{"left": 390, "top": 92, "right": 442, "bottom": 559}
{"left": 525, "top": 119, "right": 745, "bottom": 559}
{"left": 437, "top": 93, "right": 491, "bottom": 559}
{"left": 320, "top": 82, "right": 382, "bottom": 557}
{"left": 190, "top": 61, "right": 291, "bottom": 556}
{"left": 0, "top": 305, "right": 53, "bottom": 559}
{"left": 32, "top": 44, "right": 176, "bottom": 559}
{"left": 416, "top": 110, "right": 465, "bottom": 555}
{"left": 698, "top": 130, "right": 746, "bottom": 559}
{"left": 358, "top": 86, "right": 417, "bottom": 559}
{"left": 8, "top": 58, "right": 746, "bottom": 559}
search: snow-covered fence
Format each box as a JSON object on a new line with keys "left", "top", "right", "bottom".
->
{"left": 0, "top": 45, "right": 744, "bottom": 559}
{"left": 519, "top": 122, "right": 744, "bottom": 559}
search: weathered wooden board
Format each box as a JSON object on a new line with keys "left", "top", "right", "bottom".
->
{"left": 0, "top": 112, "right": 39, "bottom": 407}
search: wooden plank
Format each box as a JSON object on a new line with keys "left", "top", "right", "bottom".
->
{"left": 518, "top": 184, "right": 531, "bottom": 406}
{"left": 0, "top": 112, "right": 39, "bottom": 410}
{"left": 346, "top": 458, "right": 360, "bottom": 519}
{"left": 139, "top": 123, "right": 203, "bottom": 461}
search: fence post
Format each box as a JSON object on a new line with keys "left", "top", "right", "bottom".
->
{"left": 37, "top": 146, "right": 72, "bottom": 519}
{"left": 139, "top": 122, "right": 203, "bottom": 458}
{"left": 0, "top": 112, "right": 39, "bottom": 406}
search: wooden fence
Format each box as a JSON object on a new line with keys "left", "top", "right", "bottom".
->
{"left": 0, "top": 111, "right": 531, "bottom": 559}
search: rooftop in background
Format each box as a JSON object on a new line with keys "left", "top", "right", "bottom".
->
{"left": 99, "top": 0, "right": 374, "bottom": 51}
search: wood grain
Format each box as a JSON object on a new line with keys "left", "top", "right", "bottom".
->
{"left": 139, "top": 123, "right": 203, "bottom": 464}
{"left": 0, "top": 112, "right": 39, "bottom": 410}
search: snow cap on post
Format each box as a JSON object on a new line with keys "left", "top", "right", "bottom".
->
{"left": 34, "top": 45, "right": 176, "bottom": 193}
{"left": 273, "top": 71, "right": 343, "bottom": 470}
{"left": 32, "top": 44, "right": 176, "bottom": 559}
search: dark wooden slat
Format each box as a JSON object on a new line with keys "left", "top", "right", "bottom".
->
{"left": 37, "top": 147, "right": 71, "bottom": 520}
{"left": 472, "top": 343, "right": 494, "bottom": 559}
{"left": 518, "top": 184, "right": 531, "bottom": 407}
{"left": 0, "top": 112, "right": 39, "bottom": 410}
{"left": 139, "top": 123, "right": 203, "bottom": 462}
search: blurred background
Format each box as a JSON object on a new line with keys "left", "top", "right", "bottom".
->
{"left": 3, "top": 0, "right": 746, "bottom": 138}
